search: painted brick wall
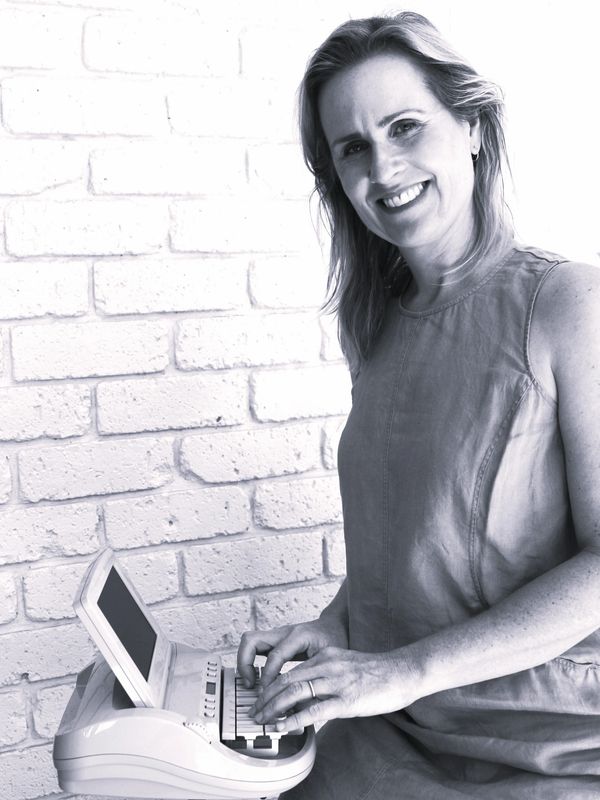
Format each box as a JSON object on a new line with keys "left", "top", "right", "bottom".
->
{"left": 0, "top": 1, "right": 360, "bottom": 796}
{"left": 1, "top": 1, "right": 597, "bottom": 798}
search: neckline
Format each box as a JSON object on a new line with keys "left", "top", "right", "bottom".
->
{"left": 397, "top": 245, "right": 515, "bottom": 318}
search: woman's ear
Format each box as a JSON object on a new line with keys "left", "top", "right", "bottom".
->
{"left": 469, "top": 116, "right": 482, "bottom": 156}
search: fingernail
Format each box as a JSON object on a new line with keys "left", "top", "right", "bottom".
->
{"left": 243, "top": 678, "right": 251, "bottom": 689}
{"left": 276, "top": 721, "right": 285, "bottom": 731}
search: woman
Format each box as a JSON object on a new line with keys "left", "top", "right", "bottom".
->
{"left": 237, "top": 12, "right": 600, "bottom": 798}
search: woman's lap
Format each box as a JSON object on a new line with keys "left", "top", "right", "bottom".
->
{"left": 280, "top": 715, "right": 600, "bottom": 800}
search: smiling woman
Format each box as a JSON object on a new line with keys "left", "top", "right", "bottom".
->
{"left": 235, "top": 10, "right": 600, "bottom": 800}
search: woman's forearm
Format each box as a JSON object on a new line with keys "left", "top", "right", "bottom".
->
{"left": 402, "top": 547, "right": 600, "bottom": 698}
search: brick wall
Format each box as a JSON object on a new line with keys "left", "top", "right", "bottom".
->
{"left": 0, "top": 1, "right": 359, "bottom": 796}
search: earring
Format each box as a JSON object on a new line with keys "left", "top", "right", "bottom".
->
{"left": 471, "top": 151, "right": 480, "bottom": 163}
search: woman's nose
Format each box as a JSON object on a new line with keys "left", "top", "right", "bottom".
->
{"left": 369, "top": 143, "right": 403, "bottom": 185}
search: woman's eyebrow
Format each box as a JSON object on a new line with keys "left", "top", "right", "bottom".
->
{"left": 330, "top": 108, "right": 426, "bottom": 148}
{"left": 377, "top": 108, "right": 425, "bottom": 127}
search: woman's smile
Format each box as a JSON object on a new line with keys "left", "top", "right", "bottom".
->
{"left": 377, "top": 180, "right": 430, "bottom": 211}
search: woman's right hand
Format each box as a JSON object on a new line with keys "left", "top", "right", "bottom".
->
{"left": 237, "top": 614, "right": 349, "bottom": 690}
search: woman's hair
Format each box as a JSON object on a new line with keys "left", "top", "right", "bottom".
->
{"left": 298, "top": 12, "right": 513, "bottom": 373}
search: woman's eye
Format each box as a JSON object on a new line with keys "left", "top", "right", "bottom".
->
{"left": 391, "top": 120, "right": 419, "bottom": 136}
{"left": 342, "top": 141, "right": 367, "bottom": 158}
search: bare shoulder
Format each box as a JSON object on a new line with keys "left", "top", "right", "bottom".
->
{"left": 534, "top": 260, "right": 600, "bottom": 321}
{"left": 529, "top": 261, "right": 600, "bottom": 397}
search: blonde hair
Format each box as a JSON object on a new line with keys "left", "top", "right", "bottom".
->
{"left": 299, "top": 12, "right": 513, "bottom": 373}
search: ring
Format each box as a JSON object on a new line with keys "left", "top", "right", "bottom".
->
{"left": 307, "top": 679, "right": 317, "bottom": 699}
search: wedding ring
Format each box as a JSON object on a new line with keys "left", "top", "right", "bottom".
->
{"left": 307, "top": 679, "right": 317, "bottom": 699}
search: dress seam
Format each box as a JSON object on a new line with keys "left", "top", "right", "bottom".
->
{"left": 358, "top": 760, "right": 395, "bottom": 800}
{"left": 468, "top": 379, "right": 535, "bottom": 608}
{"left": 523, "top": 258, "right": 567, "bottom": 407}
{"left": 382, "top": 318, "right": 422, "bottom": 650}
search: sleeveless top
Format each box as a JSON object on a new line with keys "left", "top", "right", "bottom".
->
{"left": 337, "top": 242, "right": 600, "bottom": 777}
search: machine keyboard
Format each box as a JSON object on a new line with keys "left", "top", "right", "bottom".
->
{"left": 221, "top": 667, "right": 287, "bottom": 757}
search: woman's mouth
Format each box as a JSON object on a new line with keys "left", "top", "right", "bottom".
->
{"left": 378, "top": 181, "right": 429, "bottom": 211}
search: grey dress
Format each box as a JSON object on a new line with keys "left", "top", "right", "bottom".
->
{"left": 283, "top": 244, "right": 600, "bottom": 799}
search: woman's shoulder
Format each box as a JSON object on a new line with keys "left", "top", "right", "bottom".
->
{"left": 531, "top": 253, "right": 600, "bottom": 322}
{"left": 527, "top": 248, "right": 600, "bottom": 399}
{"left": 506, "top": 241, "right": 600, "bottom": 310}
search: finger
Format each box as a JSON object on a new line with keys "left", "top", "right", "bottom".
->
{"left": 254, "top": 655, "right": 335, "bottom": 713}
{"left": 274, "top": 698, "right": 341, "bottom": 733}
{"left": 255, "top": 655, "right": 334, "bottom": 713}
{"left": 237, "top": 629, "right": 287, "bottom": 688}
{"left": 260, "top": 631, "right": 313, "bottom": 687}
{"left": 253, "top": 677, "right": 318, "bottom": 723}
{"left": 253, "top": 665, "right": 331, "bottom": 719}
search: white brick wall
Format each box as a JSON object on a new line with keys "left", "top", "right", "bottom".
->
{"left": 0, "top": 9, "right": 82, "bottom": 70}
{"left": 96, "top": 373, "right": 249, "bottom": 433}
{"left": 94, "top": 257, "right": 249, "bottom": 314}
{"left": 254, "top": 476, "right": 343, "bottom": 529}
{"left": 0, "top": 142, "right": 87, "bottom": 195}
{"left": 0, "top": 2, "right": 352, "bottom": 797}
{"left": 12, "top": 319, "right": 170, "bottom": 381}
{"left": 33, "top": 685, "right": 74, "bottom": 740}
{"left": 18, "top": 437, "right": 174, "bottom": 501}
{"left": 0, "top": 385, "right": 91, "bottom": 441}
{"left": 170, "top": 198, "right": 316, "bottom": 253}
{"left": 166, "top": 78, "right": 296, "bottom": 140}
{"left": 103, "top": 488, "right": 252, "bottom": 547}
{"left": 1, "top": 745, "right": 60, "bottom": 800}
{"left": 83, "top": 14, "right": 240, "bottom": 76}
{"left": 179, "top": 423, "right": 322, "bottom": 483}
{"left": 175, "top": 312, "right": 322, "bottom": 369}
{"left": 0, "top": 690, "right": 28, "bottom": 747}
{"left": 0, "top": 454, "right": 12, "bottom": 504}
{"left": 0, "top": 262, "right": 89, "bottom": 319}
{"left": 1, "top": 3, "right": 595, "bottom": 799}
{"left": 249, "top": 255, "right": 326, "bottom": 308}
{"left": 1, "top": 504, "right": 101, "bottom": 565}
{"left": 0, "top": 574, "right": 18, "bottom": 624}
{"left": 5, "top": 199, "right": 169, "bottom": 257}
{"left": 90, "top": 140, "right": 247, "bottom": 196}
{"left": 183, "top": 532, "right": 323, "bottom": 595}
{"left": 2, "top": 77, "right": 168, "bottom": 136}
{"left": 251, "top": 364, "right": 351, "bottom": 422}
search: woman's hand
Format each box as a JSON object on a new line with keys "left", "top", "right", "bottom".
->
{"left": 236, "top": 614, "right": 349, "bottom": 690}
{"left": 250, "top": 646, "right": 422, "bottom": 733}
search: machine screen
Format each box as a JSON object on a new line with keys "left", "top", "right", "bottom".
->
{"left": 98, "top": 567, "right": 157, "bottom": 680}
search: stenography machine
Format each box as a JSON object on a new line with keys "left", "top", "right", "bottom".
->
{"left": 53, "top": 549, "right": 316, "bottom": 799}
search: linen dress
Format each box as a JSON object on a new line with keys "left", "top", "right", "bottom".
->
{"left": 283, "top": 243, "right": 600, "bottom": 799}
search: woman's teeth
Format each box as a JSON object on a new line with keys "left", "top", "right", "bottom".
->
{"left": 381, "top": 182, "right": 425, "bottom": 209}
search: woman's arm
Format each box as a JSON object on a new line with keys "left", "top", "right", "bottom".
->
{"left": 252, "top": 261, "right": 600, "bottom": 729}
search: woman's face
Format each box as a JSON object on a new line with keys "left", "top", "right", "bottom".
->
{"left": 318, "top": 53, "right": 480, "bottom": 260}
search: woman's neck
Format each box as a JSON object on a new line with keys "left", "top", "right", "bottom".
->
{"left": 399, "top": 232, "right": 512, "bottom": 311}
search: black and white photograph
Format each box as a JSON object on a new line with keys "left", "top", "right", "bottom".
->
{"left": 0, "top": 1, "right": 599, "bottom": 799}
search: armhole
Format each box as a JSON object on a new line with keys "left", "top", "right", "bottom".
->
{"left": 524, "top": 259, "right": 566, "bottom": 406}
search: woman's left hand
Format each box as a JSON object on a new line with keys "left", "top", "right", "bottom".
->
{"left": 250, "top": 646, "right": 422, "bottom": 732}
